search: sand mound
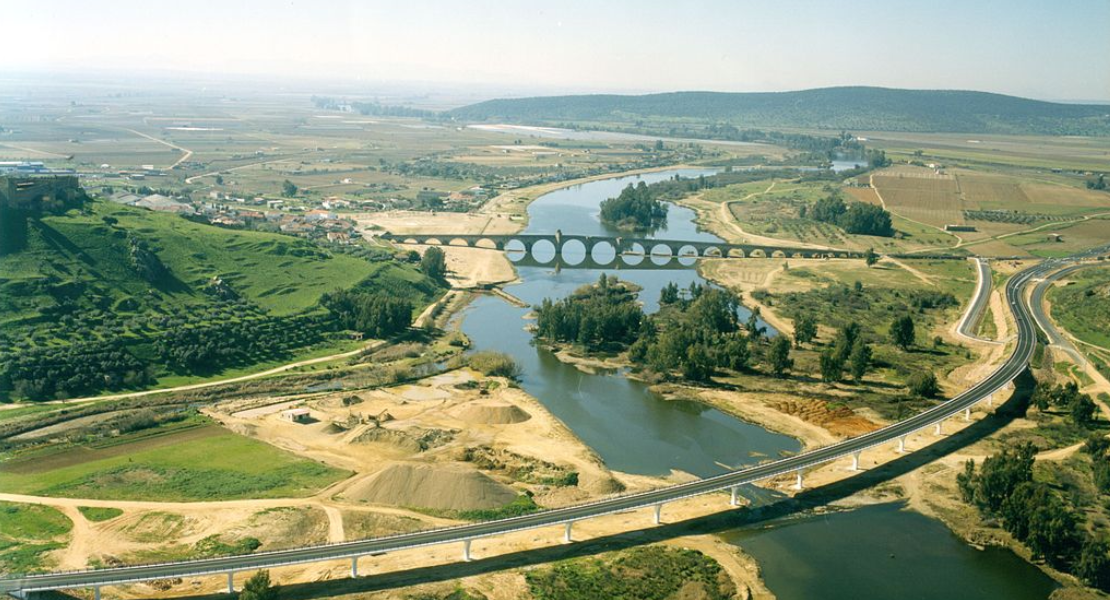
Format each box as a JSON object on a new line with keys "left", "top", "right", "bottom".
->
{"left": 348, "top": 427, "right": 423, "bottom": 453}
{"left": 577, "top": 470, "right": 625, "bottom": 495}
{"left": 321, "top": 422, "right": 347, "bottom": 435}
{"left": 453, "top": 401, "right": 531, "bottom": 424}
{"left": 344, "top": 463, "right": 518, "bottom": 511}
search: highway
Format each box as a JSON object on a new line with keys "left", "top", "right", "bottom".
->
{"left": 1029, "top": 262, "right": 1093, "bottom": 365}
{"left": 0, "top": 254, "right": 1084, "bottom": 596}
{"left": 955, "top": 257, "right": 997, "bottom": 342}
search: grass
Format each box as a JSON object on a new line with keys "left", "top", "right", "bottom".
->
{"left": 417, "top": 494, "right": 540, "bottom": 522}
{"left": 0, "top": 502, "right": 73, "bottom": 539}
{"left": 2, "top": 199, "right": 376, "bottom": 328}
{"left": 699, "top": 176, "right": 961, "bottom": 254}
{"left": 1, "top": 198, "right": 445, "bottom": 400}
{"left": 77, "top": 506, "right": 124, "bottom": 522}
{"left": 525, "top": 545, "right": 734, "bottom": 600}
{"left": 0, "top": 421, "right": 350, "bottom": 501}
{"left": 0, "top": 403, "right": 61, "bottom": 423}
{"left": 1049, "top": 266, "right": 1110, "bottom": 352}
{"left": 1006, "top": 218, "right": 1110, "bottom": 258}
{"left": 0, "top": 502, "right": 72, "bottom": 574}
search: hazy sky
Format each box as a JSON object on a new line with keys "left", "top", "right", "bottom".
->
{"left": 5, "top": 0, "right": 1109, "bottom": 101}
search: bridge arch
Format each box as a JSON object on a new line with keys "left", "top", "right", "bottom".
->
{"left": 727, "top": 248, "right": 746, "bottom": 258}
{"left": 589, "top": 240, "right": 617, "bottom": 266}
{"left": 531, "top": 239, "right": 556, "bottom": 263}
{"left": 504, "top": 239, "right": 527, "bottom": 262}
{"left": 749, "top": 248, "right": 767, "bottom": 258}
{"left": 677, "top": 244, "right": 699, "bottom": 266}
{"left": 772, "top": 250, "right": 787, "bottom": 259}
{"left": 422, "top": 237, "right": 444, "bottom": 246}
{"left": 622, "top": 242, "right": 646, "bottom": 266}
{"left": 649, "top": 243, "right": 673, "bottom": 266}
{"left": 560, "top": 239, "right": 587, "bottom": 266}
{"left": 448, "top": 238, "right": 471, "bottom": 247}
{"left": 702, "top": 246, "right": 723, "bottom": 258}
{"left": 475, "top": 238, "right": 500, "bottom": 250}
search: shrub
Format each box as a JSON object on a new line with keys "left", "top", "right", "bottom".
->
{"left": 467, "top": 352, "right": 522, "bottom": 379}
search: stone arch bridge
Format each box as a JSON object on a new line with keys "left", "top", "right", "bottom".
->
{"left": 381, "top": 231, "right": 860, "bottom": 262}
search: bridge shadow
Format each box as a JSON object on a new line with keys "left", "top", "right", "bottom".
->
{"left": 40, "top": 371, "right": 1032, "bottom": 600}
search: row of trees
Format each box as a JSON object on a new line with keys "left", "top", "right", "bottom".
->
{"left": 153, "top": 316, "right": 329, "bottom": 375}
{"left": 321, "top": 289, "right": 413, "bottom": 338}
{"left": 0, "top": 341, "right": 154, "bottom": 402}
{"left": 803, "top": 195, "right": 895, "bottom": 237}
{"left": 958, "top": 442, "right": 1110, "bottom": 589}
{"left": 816, "top": 322, "right": 873, "bottom": 383}
{"left": 1031, "top": 381, "right": 1097, "bottom": 427}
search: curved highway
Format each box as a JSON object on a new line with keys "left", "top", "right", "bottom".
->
{"left": 0, "top": 255, "right": 1080, "bottom": 596}
{"left": 956, "top": 258, "right": 999, "bottom": 343}
{"left": 1028, "top": 261, "right": 1102, "bottom": 365}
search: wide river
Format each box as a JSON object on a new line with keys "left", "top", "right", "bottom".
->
{"left": 456, "top": 169, "right": 1056, "bottom": 598}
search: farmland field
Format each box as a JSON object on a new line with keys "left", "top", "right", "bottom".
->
{"left": 872, "top": 170, "right": 962, "bottom": 228}
{"left": 0, "top": 419, "right": 349, "bottom": 501}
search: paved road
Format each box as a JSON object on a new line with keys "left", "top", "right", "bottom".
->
{"left": 1028, "top": 256, "right": 1110, "bottom": 365}
{"left": 956, "top": 257, "right": 996, "bottom": 342}
{"left": 0, "top": 255, "right": 1087, "bottom": 596}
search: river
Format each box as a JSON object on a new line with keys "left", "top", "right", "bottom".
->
{"left": 455, "top": 168, "right": 1056, "bottom": 598}
{"left": 458, "top": 169, "right": 797, "bottom": 478}
{"left": 725, "top": 502, "right": 1056, "bottom": 599}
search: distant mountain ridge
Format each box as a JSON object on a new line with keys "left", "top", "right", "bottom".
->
{"left": 449, "top": 86, "right": 1110, "bottom": 135}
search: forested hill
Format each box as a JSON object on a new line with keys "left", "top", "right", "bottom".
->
{"left": 449, "top": 87, "right": 1110, "bottom": 135}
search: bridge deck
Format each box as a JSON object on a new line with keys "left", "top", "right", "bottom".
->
{"left": 381, "top": 232, "right": 861, "bottom": 260}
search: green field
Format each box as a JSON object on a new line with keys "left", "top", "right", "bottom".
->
{"left": 0, "top": 502, "right": 72, "bottom": 573}
{"left": 0, "top": 198, "right": 444, "bottom": 400}
{"left": 1050, "top": 266, "right": 1110, "bottom": 352}
{"left": 77, "top": 506, "right": 124, "bottom": 522}
{"left": 697, "top": 177, "right": 960, "bottom": 253}
{"left": 0, "top": 422, "right": 349, "bottom": 501}
{"left": 2, "top": 199, "right": 376, "bottom": 325}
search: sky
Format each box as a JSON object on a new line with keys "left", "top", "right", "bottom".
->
{"left": 4, "top": 0, "right": 1109, "bottom": 102}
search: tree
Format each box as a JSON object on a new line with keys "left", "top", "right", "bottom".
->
{"left": 1076, "top": 538, "right": 1110, "bottom": 590}
{"left": 239, "top": 570, "right": 278, "bottom": 600}
{"left": 420, "top": 246, "right": 447, "bottom": 281}
{"left": 281, "top": 179, "right": 297, "bottom": 198}
{"left": 683, "top": 343, "right": 714, "bottom": 381}
{"left": 659, "top": 282, "right": 680, "bottom": 305}
{"left": 849, "top": 338, "right": 872, "bottom": 381}
{"left": 1085, "top": 433, "right": 1110, "bottom": 458}
{"left": 215, "top": 175, "right": 224, "bottom": 185}
{"left": 793, "top": 315, "right": 817, "bottom": 347}
{"left": 321, "top": 290, "right": 413, "bottom": 338}
{"left": 1072, "top": 394, "right": 1097, "bottom": 427}
{"left": 768, "top": 336, "right": 793, "bottom": 378}
{"left": 889, "top": 315, "right": 915, "bottom": 350}
{"left": 599, "top": 181, "right": 667, "bottom": 231}
{"left": 746, "top": 307, "right": 765, "bottom": 338}
{"left": 864, "top": 247, "right": 878, "bottom": 267}
{"left": 819, "top": 348, "right": 844, "bottom": 383}
{"left": 721, "top": 333, "right": 750, "bottom": 371}
{"left": 907, "top": 371, "right": 938, "bottom": 397}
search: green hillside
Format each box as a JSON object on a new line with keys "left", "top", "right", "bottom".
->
{"left": 0, "top": 200, "right": 442, "bottom": 401}
{"left": 449, "top": 86, "right": 1110, "bottom": 135}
